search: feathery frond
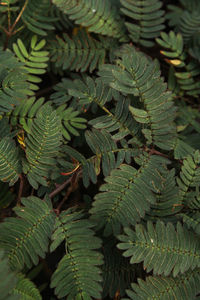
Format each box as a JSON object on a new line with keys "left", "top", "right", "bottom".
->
{"left": 12, "top": 273, "right": 42, "bottom": 300}
{"left": 9, "top": 97, "right": 87, "bottom": 140}
{"left": 102, "top": 242, "right": 136, "bottom": 298}
{"left": 13, "top": 35, "right": 49, "bottom": 94}
{"left": 69, "top": 76, "right": 139, "bottom": 140}
{"left": 50, "top": 4, "right": 73, "bottom": 31}
{"left": 59, "top": 129, "right": 138, "bottom": 187}
{"left": 50, "top": 208, "right": 103, "bottom": 299}
{"left": 0, "top": 137, "right": 21, "bottom": 186}
{"left": 146, "top": 169, "right": 182, "bottom": 221}
{"left": 22, "top": 0, "right": 55, "bottom": 36}
{"left": 49, "top": 29, "right": 108, "bottom": 73}
{"left": 0, "top": 196, "right": 56, "bottom": 271}
{"left": 23, "top": 104, "right": 62, "bottom": 189}
{"left": 125, "top": 269, "right": 200, "bottom": 300}
{"left": 52, "top": 0, "right": 127, "bottom": 41}
{"left": 166, "top": 1, "right": 200, "bottom": 45}
{"left": 0, "top": 50, "right": 29, "bottom": 114}
{"left": 120, "top": 0, "right": 165, "bottom": 47}
{"left": 177, "top": 150, "right": 200, "bottom": 206}
{"left": 0, "top": 1, "right": 200, "bottom": 299}
{"left": 99, "top": 46, "right": 177, "bottom": 150}
{"left": 117, "top": 221, "right": 200, "bottom": 276}
{"left": 156, "top": 31, "right": 200, "bottom": 96}
{"left": 90, "top": 153, "right": 170, "bottom": 236}
{"left": 0, "top": 249, "right": 19, "bottom": 300}
{"left": 180, "top": 212, "right": 200, "bottom": 235}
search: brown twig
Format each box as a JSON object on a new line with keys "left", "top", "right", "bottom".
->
{"left": 10, "top": 0, "right": 28, "bottom": 32}
{"left": 30, "top": 187, "right": 34, "bottom": 196}
{"left": 49, "top": 178, "right": 72, "bottom": 199}
{"left": 35, "top": 86, "right": 54, "bottom": 98}
{"left": 56, "top": 170, "right": 82, "bottom": 212}
{"left": 3, "top": 0, "right": 28, "bottom": 50}
{"left": 56, "top": 185, "right": 72, "bottom": 212}
{"left": 49, "top": 168, "right": 82, "bottom": 199}
{"left": 51, "top": 170, "right": 82, "bottom": 215}
{"left": 146, "top": 147, "right": 170, "bottom": 159}
{"left": 17, "top": 174, "right": 24, "bottom": 205}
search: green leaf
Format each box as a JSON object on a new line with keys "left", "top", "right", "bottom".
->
{"left": 125, "top": 269, "right": 200, "bottom": 300}
{"left": 22, "top": 0, "right": 55, "bottom": 36}
{"left": 129, "top": 106, "right": 149, "bottom": 124}
{"left": 0, "top": 249, "right": 19, "bottom": 300}
{"left": 90, "top": 153, "right": 170, "bottom": 236}
{"left": 12, "top": 273, "right": 42, "bottom": 300}
{"left": 23, "top": 104, "right": 62, "bottom": 189}
{"left": 0, "top": 138, "right": 21, "bottom": 186}
{"left": 0, "top": 196, "right": 56, "bottom": 271}
{"left": 99, "top": 45, "right": 177, "bottom": 150}
{"left": 50, "top": 208, "right": 103, "bottom": 299}
{"left": 13, "top": 36, "right": 49, "bottom": 93}
{"left": 117, "top": 221, "right": 200, "bottom": 277}
{"left": 52, "top": 0, "right": 127, "bottom": 41}
{"left": 121, "top": 0, "right": 165, "bottom": 47}
{"left": 0, "top": 50, "right": 30, "bottom": 113}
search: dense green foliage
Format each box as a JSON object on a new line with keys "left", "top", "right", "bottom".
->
{"left": 0, "top": 0, "right": 200, "bottom": 299}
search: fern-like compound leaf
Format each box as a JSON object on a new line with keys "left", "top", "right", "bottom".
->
{"left": 52, "top": 0, "right": 127, "bottom": 41}
{"left": 90, "top": 153, "right": 170, "bottom": 236}
{"left": 59, "top": 129, "right": 138, "bottom": 187}
{"left": 156, "top": 31, "right": 185, "bottom": 61}
{"left": 0, "top": 1, "right": 20, "bottom": 13}
{"left": 174, "top": 139, "right": 195, "bottom": 160}
{"left": 56, "top": 104, "right": 87, "bottom": 141}
{"left": 0, "top": 49, "right": 29, "bottom": 114}
{"left": 124, "top": 269, "right": 200, "bottom": 300}
{"left": 50, "top": 77, "right": 74, "bottom": 105}
{"left": 165, "top": 0, "right": 197, "bottom": 27}
{"left": 156, "top": 31, "right": 200, "bottom": 97}
{"left": 22, "top": 0, "right": 56, "bottom": 36}
{"left": 99, "top": 46, "right": 177, "bottom": 150}
{"left": 68, "top": 76, "right": 112, "bottom": 108}
{"left": 177, "top": 150, "right": 200, "bottom": 207}
{"left": 23, "top": 104, "right": 62, "bottom": 189}
{"left": 0, "top": 196, "right": 56, "bottom": 271}
{"left": 89, "top": 97, "right": 139, "bottom": 140}
{"left": 180, "top": 212, "right": 200, "bottom": 236}
{"left": 69, "top": 77, "right": 139, "bottom": 140}
{"left": 0, "top": 249, "right": 19, "bottom": 300}
{"left": 50, "top": 4, "right": 73, "bottom": 31}
{"left": 117, "top": 221, "right": 200, "bottom": 277}
{"left": 85, "top": 129, "right": 131, "bottom": 177}
{"left": 9, "top": 97, "right": 87, "bottom": 140}
{"left": 9, "top": 96, "right": 45, "bottom": 133}
{"left": 167, "top": 1, "right": 200, "bottom": 45}
{"left": 102, "top": 242, "right": 136, "bottom": 298}
{"left": 146, "top": 169, "right": 182, "bottom": 221}
{"left": 120, "top": 0, "right": 165, "bottom": 47}
{"left": 12, "top": 273, "right": 42, "bottom": 300}
{"left": 0, "top": 137, "right": 21, "bottom": 186}
{"left": 13, "top": 35, "right": 49, "bottom": 94}
{"left": 49, "top": 29, "right": 108, "bottom": 73}
{"left": 50, "top": 208, "right": 103, "bottom": 299}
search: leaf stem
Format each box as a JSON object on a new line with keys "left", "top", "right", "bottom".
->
{"left": 17, "top": 174, "right": 24, "bottom": 205}
{"left": 10, "top": 0, "right": 28, "bottom": 32}
{"left": 49, "top": 178, "right": 72, "bottom": 199}
{"left": 3, "top": 0, "right": 28, "bottom": 50}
